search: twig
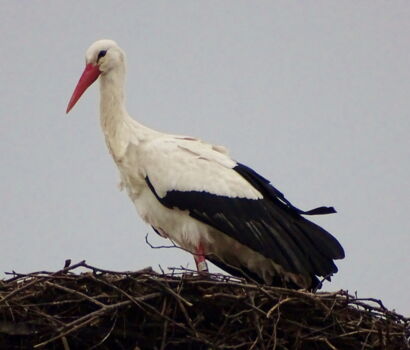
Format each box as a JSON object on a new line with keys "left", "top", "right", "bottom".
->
{"left": 1, "top": 261, "right": 408, "bottom": 349}
{"left": 0, "top": 261, "right": 87, "bottom": 305}
{"left": 33, "top": 300, "right": 132, "bottom": 348}
{"left": 160, "top": 297, "right": 169, "bottom": 350}
{"left": 44, "top": 281, "right": 106, "bottom": 307}
{"left": 267, "top": 297, "right": 294, "bottom": 318}
{"left": 148, "top": 276, "right": 193, "bottom": 307}
{"left": 61, "top": 336, "right": 70, "bottom": 350}
{"left": 145, "top": 233, "right": 197, "bottom": 256}
{"left": 88, "top": 312, "right": 118, "bottom": 350}
{"left": 321, "top": 337, "right": 338, "bottom": 350}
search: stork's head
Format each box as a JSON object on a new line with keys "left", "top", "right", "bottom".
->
{"left": 66, "top": 39, "right": 125, "bottom": 113}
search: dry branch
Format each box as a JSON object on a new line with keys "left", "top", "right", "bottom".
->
{"left": 0, "top": 261, "right": 408, "bottom": 349}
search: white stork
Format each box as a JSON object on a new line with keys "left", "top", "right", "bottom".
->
{"left": 66, "top": 39, "right": 344, "bottom": 290}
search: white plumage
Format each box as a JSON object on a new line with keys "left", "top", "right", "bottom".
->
{"left": 67, "top": 39, "right": 344, "bottom": 290}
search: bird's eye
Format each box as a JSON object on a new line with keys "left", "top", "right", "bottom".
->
{"left": 97, "top": 50, "right": 107, "bottom": 60}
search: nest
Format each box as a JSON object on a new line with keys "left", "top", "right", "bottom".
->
{"left": 0, "top": 261, "right": 408, "bottom": 349}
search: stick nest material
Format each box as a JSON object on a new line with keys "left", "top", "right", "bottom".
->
{"left": 0, "top": 261, "right": 408, "bottom": 349}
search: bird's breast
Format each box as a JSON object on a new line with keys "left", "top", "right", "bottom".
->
{"left": 116, "top": 160, "right": 146, "bottom": 200}
{"left": 104, "top": 135, "right": 129, "bottom": 164}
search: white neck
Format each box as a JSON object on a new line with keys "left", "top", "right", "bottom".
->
{"left": 98, "top": 64, "right": 159, "bottom": 161}
{"left": 99, "top": 65, "right": 128, "bottom": 134}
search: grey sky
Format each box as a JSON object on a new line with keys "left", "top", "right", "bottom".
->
{"left": 1, "top": 1, "right": 409, "bottom": 314}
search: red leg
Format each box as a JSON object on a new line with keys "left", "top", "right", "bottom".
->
{"left": 194, "top": 242, "right": 208, "bottom": 273}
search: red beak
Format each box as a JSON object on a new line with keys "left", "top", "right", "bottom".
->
{"left": 66, "top": 63, "right": 101, "bottom": 113}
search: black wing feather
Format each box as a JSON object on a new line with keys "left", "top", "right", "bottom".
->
{"left": 145, "top": 163, "right": 344, "bottom": 284}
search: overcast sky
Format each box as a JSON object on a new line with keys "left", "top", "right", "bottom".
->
{"left": 1, "top": 1, "right": 409, "bottom": 314}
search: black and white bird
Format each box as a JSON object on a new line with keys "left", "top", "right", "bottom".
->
{"left": 67, "top": 39, "right": 344, "bottom": 290}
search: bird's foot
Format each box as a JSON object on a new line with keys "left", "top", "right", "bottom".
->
{"left": 194, "top": 242, "right": 209, "bottom": 274}
{"left": 196, "top": 260, "right": 209, "bottom": 273}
